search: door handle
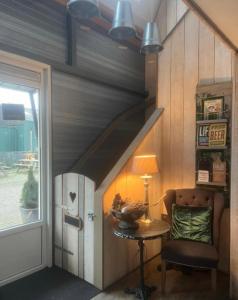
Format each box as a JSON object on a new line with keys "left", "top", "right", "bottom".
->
{"left": 88, "top": 212, "right": 96, "bottom": 221}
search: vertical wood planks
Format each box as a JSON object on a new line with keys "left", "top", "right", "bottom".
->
{"left": 156, "top": 0, "right": 167, "bottom": 42}
{"left": 199, "top": 21, "right": 215, "bottom": 84}
{"left": 157, "top": 10, "right": 232, "bottom": 194}
{"left": 62, "top": 173, "right": 79, "bottom": 277}
{"left": 157, "top": 0, "right": 188, "bottom": 40}
{"left": 54, "top": 173, "right": 95, "bottom": 281}
{"left": 215, "top": 37, "right": 232, "bottom": 83}
{"left": 78, "top": 175, "right": 85, "bottom": 279}
{"left": 84, "top": 177, "right": 95, "bottom": 284}
{"left": 63, "top": 173, "right": 79, "bottom": 217}
{"left": 62, "top": 224, "right": 79, "bottom": 276}
{"left": 170, "top": 20, "right": 185, "bottom": 188}
{"left": 177, "top": 0, "right": 188, "bottom": 22}
{"left": 167, "top": 0, "right": 177, "bottom": 34}
{"left": 157, "top": 39, "right": 171, "bottom": 194}
{"left": 101, "top": 120, "right": 165, "bottom": 288}
{"left": 183, "top": 13, "right": 199, "bottom": 188}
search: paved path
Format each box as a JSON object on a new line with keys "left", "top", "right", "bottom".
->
{"left": 0, "top": 171, "right": 38, "bottom": 229}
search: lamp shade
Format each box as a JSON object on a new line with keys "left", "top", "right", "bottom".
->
{"left": 131, "top": 155, "right": 159, "bottom": 175}
{"left": 67, "top": 0, "right": 99, "bottom": 19}
{"left": 141, "top": 22, "right": 163, "bottom": 54}
{"left": 109, "top": 0, "right": 136, "bottom": 40}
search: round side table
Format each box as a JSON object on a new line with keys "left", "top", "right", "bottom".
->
{"left": 113, "top": 219, "right": 170, "bottom": 300}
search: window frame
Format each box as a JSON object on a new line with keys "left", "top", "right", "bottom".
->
{"left": 0, "top": 50, "right": 52, "bottom": 269}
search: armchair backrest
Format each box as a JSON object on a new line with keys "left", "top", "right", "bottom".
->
{"left": 164, "top": 188, "right": 224, "bottom": 248}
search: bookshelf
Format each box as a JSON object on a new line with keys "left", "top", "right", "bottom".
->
{"left": 195, "top": 82, "right": 232, "bottom": 205}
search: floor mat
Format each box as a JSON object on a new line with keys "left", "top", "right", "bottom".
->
{"left": 0, "top": 267, "right": 100, "bottom": 300}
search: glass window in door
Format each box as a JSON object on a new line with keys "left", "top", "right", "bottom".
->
{"left": 0, "top": 82, "right": 40, "bottom": 230}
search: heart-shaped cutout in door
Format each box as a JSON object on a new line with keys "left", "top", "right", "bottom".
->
{"left": 69, "top": 192, "right": 76, "bottom": 202}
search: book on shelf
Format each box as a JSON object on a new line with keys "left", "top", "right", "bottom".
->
{"left": 198, "top": 170, "right": 209, "bottom": 183}
{"left": 197, "top": 151, "right": 227, "bottom": 184}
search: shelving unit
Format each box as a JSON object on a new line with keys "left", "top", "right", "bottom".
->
{"left": 195, "top": 82, "right": 232, "bottom": 206}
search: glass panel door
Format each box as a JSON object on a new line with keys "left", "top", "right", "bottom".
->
{"left": 0, "top": 82, "right": 40, "bottom": 230}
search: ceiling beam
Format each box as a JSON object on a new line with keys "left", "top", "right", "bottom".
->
{"left": 183, "top": 0, "right": 237, "bottom": 52}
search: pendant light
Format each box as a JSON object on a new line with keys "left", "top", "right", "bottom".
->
{"left": 109, "top": 0, "right": 136, "bottom": 40}
{"left": 141, "top": 0, "right": 163, "bottom": 54}
{"left": 67, "top": 0, "right": 99, "bottom": 20}
{"left": 141, "top": 22, "right": 163, "bottom": 54}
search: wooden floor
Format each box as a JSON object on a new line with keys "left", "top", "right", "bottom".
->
{"left": 93, "top": 257, "right": 230, "bottom": 300}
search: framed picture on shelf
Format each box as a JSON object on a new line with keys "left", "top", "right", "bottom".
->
{"left": 209, "top": 123, "right": 227, "bottom": 147}
{"left": 197, "top": 124, "right": 209, "bottom": 146}
{"left": 198, "top": 170, "right": 209, "bottom": 183}
{"left": 202, "top": 97, "right": 224, "bottom": 120}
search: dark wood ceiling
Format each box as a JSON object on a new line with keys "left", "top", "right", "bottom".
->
{"left": 54, "top": 0, "right": 142, "bottom": 51}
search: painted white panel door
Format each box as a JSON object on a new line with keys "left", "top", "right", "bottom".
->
{"left": 63, "top": 173, "right": 79, "bottom": 217}
{"left": 54, "top": 174, "right": 95, "bottom": 284}
{"left": 84, "top": 177, "right": 95, "bottom": 284}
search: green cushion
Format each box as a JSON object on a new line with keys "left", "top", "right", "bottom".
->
{"left": 171, "top": 204, "right": 212, "bottom": 244}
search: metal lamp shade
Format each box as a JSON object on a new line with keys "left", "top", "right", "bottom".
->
{"left": 67, "top": 0, "right": 99, "bottom": 20}
{"left": 141, "top": 22, "right": 163, "bottom": 54}
{"left": 109, "top": 0, "right": 136, "bottom": 40}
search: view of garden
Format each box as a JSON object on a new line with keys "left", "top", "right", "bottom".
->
{"left": 0, "top": 85, "right": 40, "bottom": 230}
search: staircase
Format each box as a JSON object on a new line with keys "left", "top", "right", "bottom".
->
{"left": 70, "top": 99, "right": 156, "bottom": 188}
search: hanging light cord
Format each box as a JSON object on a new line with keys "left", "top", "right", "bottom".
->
{"left": 153, "top": 0, "right": 163, "bottom": 22}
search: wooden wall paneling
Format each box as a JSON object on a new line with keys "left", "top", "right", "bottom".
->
{"left": 103, "top": 124, "right": 164, "bottom": 288}
{"left": 156, "top": 0, "right": 167, "bottom": 42}
{"left": 182, "top": 13, "right": 199, "bottom": 188}
{"left": 62, "top": 223, "right": 79, "bottom": 276}
{"left": 176, "top": 0, "right": 188, "bottom": 22}
{"left": 215, "top": 37, "right": 232, "bottom": 83}
{"left": 167, "top": 0, "right": 177, "bottom": 34}
{"left": 170, "top": 20, "right": 185, "bottom": 189}
{"left": 52, "top": 71, "right": 144, "bottom": 175}
{"left": 62, "top": 173, "right": 79, "bottom": 276}
{"left": 103, "top": 180, "right": 117, "bottom": 213}
{"left": 115, "top": 167, "right": 128, "bottom": 201}
{"left": 0, "top": 0, "right": 66, "bottom": 63}
{"left": 103, "top": 212, "right": 133, "bottom": 288}
{"left": 84, "top": 177, "right": 96, "bottom": 284}
{"left": 157, "top": 39, "right": 172, "bottom": 194}
{"left": 145, "top": 54, "right": 158, "bottom": 100}
{"left": 199, "top": 21, "right": 215, "bottom": 84}
{"left": 230, "top": 53, "right": 238, "bottom": 300}
{"left": 76, "top": 27, "right": 145, "bottom": 93}
{"left": 63, "top": 173, "right": 79, "bottom": 217}
{"left": 78, "top": 175, "right": 85, "bottom": 279}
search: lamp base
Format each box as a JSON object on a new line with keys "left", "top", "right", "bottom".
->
{"left": 141, "top": 218, "right": 153, "bottom": 224}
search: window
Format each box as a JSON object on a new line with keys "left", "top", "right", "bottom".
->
{"left": 0, "top": 83, "right": 40, "bottom": 229}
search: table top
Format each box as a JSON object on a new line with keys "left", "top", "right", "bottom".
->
{"left": 113, "top": 219, "right": 170, "bottom": 241}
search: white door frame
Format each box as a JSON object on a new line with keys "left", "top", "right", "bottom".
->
{"left": 0, "top": 50, "right": 52, "bottom": 286}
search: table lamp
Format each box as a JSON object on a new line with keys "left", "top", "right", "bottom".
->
{"left": 131, "top": 154, "right": 159, "bottom": 223}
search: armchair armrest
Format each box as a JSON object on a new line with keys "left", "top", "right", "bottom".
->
{"left": 161, "top": 213, "right": 170, "bottom": 224}
{"left": 161, "top": 214, "right": 171, "bottom": 242}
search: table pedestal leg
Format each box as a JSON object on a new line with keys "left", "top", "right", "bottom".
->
{"left": 125, "top": 240, "right": 156, "bottom": 300}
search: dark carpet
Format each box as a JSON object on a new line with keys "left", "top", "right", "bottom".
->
{"left": 0, "top": 267, "right": 100, "bottom": 300}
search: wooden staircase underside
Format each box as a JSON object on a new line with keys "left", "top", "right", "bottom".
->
{"left": 70, "top": 99, "right": 156, "bottom": 188}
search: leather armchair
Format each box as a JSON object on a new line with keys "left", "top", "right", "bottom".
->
{"left": 161, "top": 188, "right": 224, "bottom": 293}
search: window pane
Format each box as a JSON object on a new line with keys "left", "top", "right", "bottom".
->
{"left": 0, "top": 83, "right": 40, "bottom": 230}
